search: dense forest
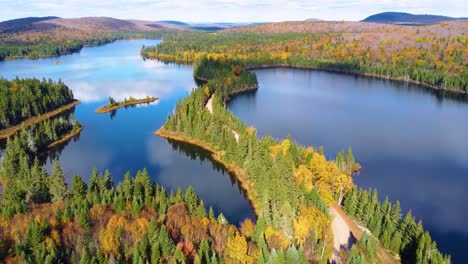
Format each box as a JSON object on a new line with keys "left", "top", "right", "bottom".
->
{"left": 0, "top": 78, "right": 75, "bottom": 130}
{"left": 141, "top": 22, "right": 467, "bottom": 93}
{"left": 0, "top": 132, "right": 315, "bottom": 263}
{"left": 0, "top": 20, "right": 460, "bottom": 263}
{"left": 147, "top": 50, "right": 450, "bottom": 263}
{"left": 342, "top": 188, "right": 449, "bottom": 263}
{"left": 0, "top": 30, "right": 167, "bottom": 60}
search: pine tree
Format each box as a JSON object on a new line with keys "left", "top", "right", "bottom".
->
{"left": 150, "top": 242, "right": 161, "bottom": 264}
{"left": 208, "top": 207, "right": 215, "bottom": 220}
{"left": 343, "top": 188, "right": 358, "bottom": 215}
{"left": 104, "top": 169, "right": 114, "bottom": 190}
{"left": 184, "top": 186, "right": 198, "bottom": 214}
{"left": 28, "top": 158, "right": 50, "bottom": 203}
{"left": 121, "top": 171, "right": 133, "bottom": 200}
{"left": 78, "top": 209, "right": 91, "bottom": 230}
{"left": 49, "top": 159, "right": 68, "bottom": 202}
{"left": 71, "top": 175, "right": 87, "bottom": 201}
{"left": 196, "top": 202, "right": 207, "bottom": 218}
{"left": 346, "top": 147, "right": 355, "bottom": 167}
{"left": 390, "top": 201, "right": 402, "bottom": 224}
{"left": 159, "top": 226, "right": 175, "bottom": 257}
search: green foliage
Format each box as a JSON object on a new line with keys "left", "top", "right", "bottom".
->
{"left": 0, "top": 30, "right": 168, "bottom": 61}
{"left": 142, "top": 30, "right": 467, "bottom": 92}
{"left": 0, "top": 77, "right": 74, "bottom": 130}
{"left": 49, "top": 159, "right": 68, "bottom": 202}
{"left": 343, "top": 188, "right": 450, "bottom": 263}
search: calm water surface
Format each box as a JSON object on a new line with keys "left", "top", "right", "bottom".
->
{"left": 0, "top": 40, "right": 255, "bottom": 224}
{"left": 1, "top": 41, "right": 467, "bottom": 261}
{"left": 228, "top": 68, "right": 468, "bottom": 262}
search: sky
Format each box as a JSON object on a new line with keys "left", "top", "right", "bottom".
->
{"left": 1, "top": 0, "right": 467, "bottom": 22}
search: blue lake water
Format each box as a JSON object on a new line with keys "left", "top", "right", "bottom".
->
{"left": 1, "top": 40, "right": 467, "bottom": 261}
{"left": 0, "top": 40, "right": 255, "bottom": 225}
{"left": 228, "top": 68, "right": 468, "bottom": 262}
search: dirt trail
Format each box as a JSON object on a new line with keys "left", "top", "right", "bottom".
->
{"left": 329, "top": 205, "right": 399, "bottom": 264}
{"left": 232, "top": 130, "right": 239, "bottom": 142}
{"left": 330, "top": 206, "right": 355, "bottom": 263}
{"left": 205, "top": 95, "right": 239, "bottom": 142}
{"left": 206, "top": 96, "right": 213, "bottom": 114}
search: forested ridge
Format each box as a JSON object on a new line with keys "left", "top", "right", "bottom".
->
{"left": 0, "top": 30, "right": 168, "bottom": 60}
{"left": 145, "top": 46, "right": 450, "bottom": 263}
{"left": 142, "top": 21, "right": 467, "bottom": 93}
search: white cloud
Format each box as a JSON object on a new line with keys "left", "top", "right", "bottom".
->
{"left": 0, "top": 0, "right": 466, "bottom": 22}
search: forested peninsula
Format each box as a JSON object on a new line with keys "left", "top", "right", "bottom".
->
{"left": 0, "top": 78, "right": 81, "bottom": 145}
{"left": 144, "top": 41, "right": 451, "bottom": 263}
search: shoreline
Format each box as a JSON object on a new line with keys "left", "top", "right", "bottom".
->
{"left": 149, "top": 53, "right": 466, "bottom": 95}
{"left": 96, "top": 97, "right": 159, "bottom": 113}
{"left": 247, "top": 64, "right": 468, "bottom": 96}
{"left": 156, "top": 127, "right": 261, "bottom": 217}
{"left": 2, "top": 37, "right": 163, "bottom": 62}
{"left": 47, "top": 126, "right": 84, "bottom": 149}
{"left": 223, "top": 85, "right": 259, "bottom": 104}
{"left": 0, "top": 100, "right": 81, "bottom": 141}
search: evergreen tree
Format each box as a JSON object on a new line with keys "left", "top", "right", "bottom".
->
{"left": 71, "top": 175, "right": 87, "bottom": 201}
{"left": 49, "top": 159, "right": 68, "bottom": 202}
{"left": 346, "top": 147, "right": 355, "bottom": 167}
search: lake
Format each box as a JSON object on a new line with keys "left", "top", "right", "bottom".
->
{"left": 1, "top": 40, "right": 467, "bottom": 261}
{"left": 0, "top": 40, "right": 255, "bottom": 225}
{"left": 228, "top": 68, "right": 468, "bottom": 262}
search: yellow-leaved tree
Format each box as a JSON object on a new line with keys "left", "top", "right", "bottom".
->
{"left": 293, "top": 205, "right": 329, "bottom": 246}
{"left": 99, "top": 215, "right": 127, "bottom": 258}
{"left": 225, "top": 232, "right": 253, "bottom": 263}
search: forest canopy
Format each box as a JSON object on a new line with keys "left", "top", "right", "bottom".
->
{"left": 0, "top": 78, "right": 75, "bottom": 130}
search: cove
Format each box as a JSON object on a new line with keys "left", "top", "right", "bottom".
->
{"left": 227, "top": 67, "right": 468, "bottom": 262}
{"left": 0, "top": 40, "right": 255, "bottom": 225}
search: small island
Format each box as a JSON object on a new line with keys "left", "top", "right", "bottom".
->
{"left": 95, "top": 96, "right": 159, "bottom": 114}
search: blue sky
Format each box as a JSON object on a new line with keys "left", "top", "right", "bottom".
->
{"left": 1, "top": 0, "right": 466, "bottom": 22}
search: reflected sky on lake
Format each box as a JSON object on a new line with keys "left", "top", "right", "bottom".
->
{"left": 0, "top": 40, "right": 194, "bottom": 103}
{"left": 0, "top": 40, "right": 255, "bottom": 225}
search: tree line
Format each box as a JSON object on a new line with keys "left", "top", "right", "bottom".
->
{"left": 141, "top": 29, "right": 467, "bottom": 93}
{"left": 148, "top": 47, "right": 450, "bottom": 263}
{"left": 343, "top": 188, "right": 450, "bottom": 263}
{"left": 0, "top": 31, "right": 168, "bottom": 61}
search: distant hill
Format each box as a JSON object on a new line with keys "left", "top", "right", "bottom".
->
{"left": 0, "top": 16, "right": 263, "bottom": 34}
{"left": 0, "top": 17, "right": 189, "bottom": 34}
{"left": 362, "top": 12, "right": 467, "bottom": 25}
{"left": 0, "top": 16, "right": 59, "bottom": 33}
{"left": 42, "top": 17, "right": 142, "bottom": 31}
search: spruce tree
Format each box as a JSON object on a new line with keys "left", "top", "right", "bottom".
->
{"left": 346, "top": 147, "right": 355, "bottom": 167}
{"left": 49, "top": 159, "right": 68, "bottom": 202}
{"left": 71, "top": 175, "right": 87, "bottom": 201}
